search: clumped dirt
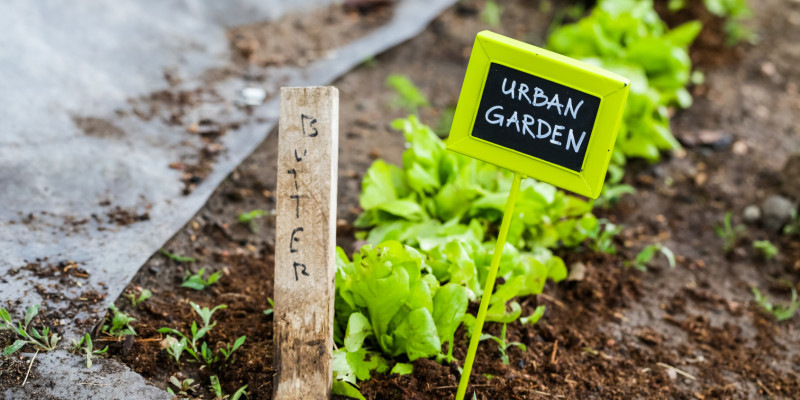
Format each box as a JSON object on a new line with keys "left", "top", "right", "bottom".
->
{"left": 71, "top": 116, "right": 126, "bottom": 139}
{"left": 106, "top": 206, "right": 151, "bottom": 227}
{"left": 228, "top": 2, "right": 393, "bottom": 68}
{"left": 117, "top": 2, "right": 395, "bottom": 196}
{"left": 31, "top": 0, "right": 798, "bottom": 399}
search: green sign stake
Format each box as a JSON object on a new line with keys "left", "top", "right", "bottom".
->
{"left": 448, "top": 31, "right": 629, "bottom": 400}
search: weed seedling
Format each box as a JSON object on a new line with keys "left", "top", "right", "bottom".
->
{"left": 361, "top": 55, "right": 377, "bottom": 68}
{"left": 182, "top": 267, "right": 222, "bottom": 290}
{"left": 162, "top": 335, "right": 187, "bottom": 368}
{"left": 158, "top": 302, "right": 227, "bottom": 365}
{"left": 520, "top": 305, "right": 546, "bottom": 326}
{"left": 433, "top": 106, "right": 456, "bottom": 138}
{"left": 752, "top": 286, "right": 800, "bottom": 321}
{"left": 263, "top": 298, "right": 274, "bottom": 316}
{"left": 210, "top": 375, "right": 248, "bottom": 400}
{"left": 124, "top": 288, "right": 152, "bottom": 308}
{"left": 784, "top": 210, "right": 799, "bottom": 236}
{"left": 628, "top": 243, "right": 676, "bottom": 271}
{"left": 218, "top": 335, "right": 246, "bottom": 364}
{"left": 753, "top": 240, "right": 778, "bottom": 260}
{"left": 595, "top": 183, "right": 636, "bottom": 209}
{"left": 102, "top": 304, "right": 136, "bottom": 337}
{"left": 386, "top": 74, "right": 428, "bottom": 115}
{"left": 587, "top": 220, "right": 623, "bottom": 254}
{"left": 481, "top": 0, "right": 503, "bottom": 27}
{"left": 167, "top": 375, "right": 197, "bottom": 397}
{"left": 159, "top": 248, "right": 197, "bottom": 263}
{"left": 715, "top": 212, "right": 745, "bottom": 253}
{"left": 479, "top": 323, "right": 525, "bottom": 365}
{"left": 0, "top": 304, "right": 61, "bottom": 355}
{"left": 69, "top": 333, "right": 108, "bottom": 368}
{"left": 238, "top": 209, "right": 270, "bottom": 233}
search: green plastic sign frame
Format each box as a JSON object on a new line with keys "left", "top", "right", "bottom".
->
{"left": 447, "top": 31, "right": 630, "bottom": 198}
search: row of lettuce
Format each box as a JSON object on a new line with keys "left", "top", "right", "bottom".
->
{"left": 332, "top": 0, "right": 749, "bottom": 397}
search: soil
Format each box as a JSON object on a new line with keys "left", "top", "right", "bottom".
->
{"left": 4, "top": 0, "right": 798, "bottom": 398}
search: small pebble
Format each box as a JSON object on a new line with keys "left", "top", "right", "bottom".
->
{"left": 761, "top": 62, "right": 777, "bottom": 77}
{"left": 755, "top": 105, "right": 770, "bottom": 119}
{"left": 148, "top": 266, "right": 159, "bottom": 275}
{"left": 694, "top": 172, "right": 708, "bottom": 186}
{"left": 732, "top": 140, "right": 748, "bottom": 155}
{"left": 241, "top": 87, "right": 266, "bottom": 106}
{"left": 567, "top": 262, "right": 586, "bottom": 282}
{"left": 743, "top": 205, "right": 761, "bottom": 223}
{"left": 762, "top": 195, "right": 796, "bottom": 231}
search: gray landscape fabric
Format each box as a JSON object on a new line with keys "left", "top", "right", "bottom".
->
{"left": 0, "top": 0, "right": 455, "bottom": 397}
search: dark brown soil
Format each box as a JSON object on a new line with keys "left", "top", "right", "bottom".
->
{"left": 109, "top": 251, "right": 276, "bottom": 397}
{"left": 52, "top": 0, "right": 800, "bottom": 399}
{"left": 228, "top": 2, "right": 393, "bottom": 68}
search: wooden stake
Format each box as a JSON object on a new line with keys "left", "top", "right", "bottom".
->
{"left": 274, "top": 87, "right": 338, "bottom": 400}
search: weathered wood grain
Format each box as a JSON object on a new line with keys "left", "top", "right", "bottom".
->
{"left": 274, "top": 86, "right": 338, "bottom": 400}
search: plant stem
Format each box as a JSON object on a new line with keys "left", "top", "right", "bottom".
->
{"left": 456, "top": 172, "right": 523, "bottom": 400}
{"left": 22, "top": 349, "right": 39, "bottom": 387}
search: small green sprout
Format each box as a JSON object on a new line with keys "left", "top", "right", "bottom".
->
{"left": 587, "top": 220, "right": 623, "bottom": 254}
{"left": 753, "top": 240, "right": 778, "bottom": 260}
{"left": 481, "top": 0, "right": 503, "bottom": 27}
{"left": 433, "top": 106, "right": 456, "bottom": 138}
{"left": 595, "top": 183, "right": 636, "bottom": 209}
{"left": 628, "top": 243, "right": 676, "bottom": 271}
{"left": 124, "top": 288, "right": 152, "bottom": 308}
{"left": 209, "top": 375, "right": 224, "bottom": 398}
{"left": 103, "top": 304, "right": 136, "bottom": 337}
{"left": 162, "top": 335, "right": 187, "bottom": 368}
{"left": 264, "top": 298, "right": 274, "bottom": 316}
{"left": 784, "top": 210, "right": 799, "bottom": 236}
{"left": 167, "top": 375, "right": 197, "bottom": 397}
{"left": 0, "top": 304, "right": 61, "bottom": 355}
{"left": 386, "top": 74, "right": 429, "bottom": 115}
{"left": 69, "top": 333, "right": 109, "bottom": 368}
{"left": 238, "top": 209, "right": 270, "bottom": 233}
{"left": 182, "top": 267, "right": 222, "bottom": 290}
{"left": 158, "top": 302, "right": 227, "bottom": 366}
{"left": 159, "top": 248, "right": 197, "bottom": 263}
{"left": 361, "top": 55, "right": 377, "bottom": 68}
{"left": 752, "top": 286, "right": 800, "bottom": 321}
{"left": 390, "top": 362, "right": 413, "bottom": 375}
{"left": 219, "top": 335, "right": 246, "bottom": 364}
{"left": 479, "top": 323, "right": 526, "bottom": 365}
{"left": 715, "top": 212, "right": 745, "bottom": 253}
{"left": 520, "top": 305, "right": 546, "bottom": 326}
{"left": 210, "top": 375, "right": 248, "bottom": 400}
{"left": 191, "top": 302, "right": 226, "bottom": 328}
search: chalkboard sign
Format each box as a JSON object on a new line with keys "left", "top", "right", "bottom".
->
{"left": 473, "top": 63, "right": 601, "bottom": 172}
{"left": 447, "top": 31, "right": 630, "bottom": 198}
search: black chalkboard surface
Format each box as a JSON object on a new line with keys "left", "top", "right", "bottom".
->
{"left": 472, "top": 63, "right": 601, "bottom": 172}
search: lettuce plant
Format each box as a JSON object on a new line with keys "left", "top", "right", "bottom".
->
{"left": 335, "top": 242, "right": 469, "bottom": 361}
{"left": 332, "top": 241, "right": 469, "bottom": 396}
{"left": 670, "top": 0, "right": 756, "bottom": 45}
{"left": 548, "top": 0, "right": 701, "bottom": 178}
{"left": 355, "top": 116, "right": 598, "bottom": 253}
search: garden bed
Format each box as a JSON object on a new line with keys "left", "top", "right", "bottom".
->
{"left": 94, "top": 0, "right": 800, "bottom": 398}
